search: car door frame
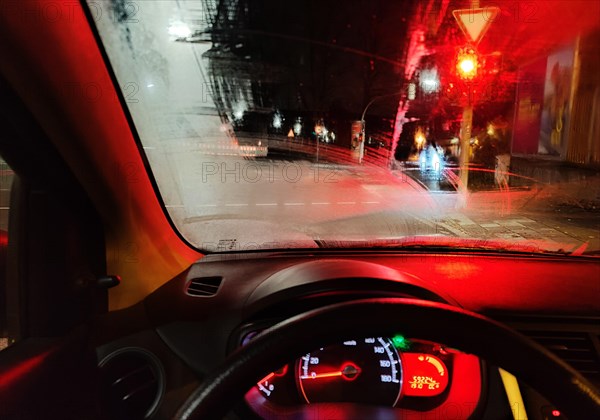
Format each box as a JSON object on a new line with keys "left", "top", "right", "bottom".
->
{"left": 0, "top": 75, "right": 108, "bottom": 420}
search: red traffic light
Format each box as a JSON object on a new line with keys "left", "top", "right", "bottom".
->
{"left": 456, "top": 46, "right": 479, "bottom": 80}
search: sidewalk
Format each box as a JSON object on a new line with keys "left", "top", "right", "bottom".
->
{"left": 511, "top": 155, "right": 600, "bottom": 183}
{"left": 425, "top": 155, "right": 600, "bottom": 252}
{"left": 510, "top": 156, "right": 600, "bottom": 211}
{"left": 434, "top": 211, "right": 598, "bottom": 253}
{"left": 398, "top": 156, "right": 600, "bottom": 252}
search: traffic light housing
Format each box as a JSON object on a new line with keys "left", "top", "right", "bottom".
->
{"left": 456, "top": 46, "right": 479, "bottom": 80}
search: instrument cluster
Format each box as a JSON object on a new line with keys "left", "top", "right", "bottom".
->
{"left": 241, "top": 331, "right": 483, "bottom": 419}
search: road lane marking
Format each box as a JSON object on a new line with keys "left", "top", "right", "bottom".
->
{"left": 166, "top": 200, "right": 383, "bottom": 208}
{"left": 481, "top": 223, "right": 501, "bottom": 228}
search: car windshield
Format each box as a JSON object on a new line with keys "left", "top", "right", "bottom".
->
{"left": 87, "top": 0, "right": 600, "bottom": 255}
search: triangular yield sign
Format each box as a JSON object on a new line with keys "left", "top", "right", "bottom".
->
{"left": 453, "top": 7, "right": 499, "bottom": 45}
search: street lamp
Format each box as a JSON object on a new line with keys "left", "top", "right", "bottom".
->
{"left": 359, "top": 92, "right": 403, "bottom": 164}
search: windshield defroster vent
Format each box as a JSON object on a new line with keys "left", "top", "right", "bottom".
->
{"left": 186, "top": 276, "right": 223, "bottom": 296}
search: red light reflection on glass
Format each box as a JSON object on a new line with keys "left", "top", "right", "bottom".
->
{"left": 0, "top": 352, "right": 49, "bottom": 390}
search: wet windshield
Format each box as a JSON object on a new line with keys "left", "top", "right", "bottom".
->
{"left": 88, "top": 0, "right": 600, "bottom": 254}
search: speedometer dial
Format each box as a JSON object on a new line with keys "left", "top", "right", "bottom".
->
{"left": 297, "top": 337, "right": 402, "bottom": 406}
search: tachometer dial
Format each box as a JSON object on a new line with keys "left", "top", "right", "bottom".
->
{"left": 297, "top": 337, "right": 402, "bottom": 406}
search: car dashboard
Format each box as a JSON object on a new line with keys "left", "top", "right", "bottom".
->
{"left": 93, "top": 250, "right": 600, "bottom": 419}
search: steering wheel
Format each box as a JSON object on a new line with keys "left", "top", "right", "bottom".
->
{"left": 175, "top": 298, "right": 600, "bottom": 419}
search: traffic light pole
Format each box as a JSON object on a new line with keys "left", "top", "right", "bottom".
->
{"left": 458, "top": 100, "right": 472, "bottom": 207}
{"left": 453, "top": 0, "right": 493, "bottom": 208}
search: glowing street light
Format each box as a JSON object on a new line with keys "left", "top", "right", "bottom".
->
{"left": 168, "top": 21, "right": 192, "bottom": 39}
{"left": 232, "top": 101, "right": 246, "bottom": 120}
{"left": 293, "top": 120, "right": 302, "bottom": 136}
{"left": 414, "top": 128, "right": 426, "bottom": 149}
{"left": 419, "top": 68, "right": 440, "bottom": 93}
{"left": 272, "top": 112, "right": 283, "bottom": 129}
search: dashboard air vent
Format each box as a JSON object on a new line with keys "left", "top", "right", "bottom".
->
{"left": 99, "top": 348, "right": 164, "bottom": 419}
{"left": 520, "top": 330, "right": 600, "bottom": 384}
{"left": 186, "top": 276, "right": 223, "bottom": 297}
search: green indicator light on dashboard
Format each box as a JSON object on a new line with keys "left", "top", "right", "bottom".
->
{"left": 392, "top": 334, "right": 410, "bottom": 350}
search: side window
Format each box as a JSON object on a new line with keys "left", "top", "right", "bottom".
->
{"left": 0, "top": 157, "right": 14, "bottom": 350}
